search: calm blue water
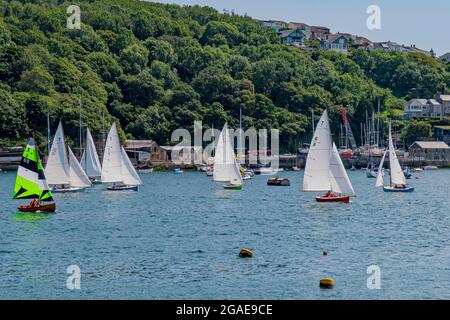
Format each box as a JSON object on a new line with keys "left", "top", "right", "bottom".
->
{"left": 1, "top": 169, "right": 449, "bottom": 300}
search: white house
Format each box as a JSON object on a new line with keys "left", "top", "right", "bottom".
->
{"left": 402, "top": 99, "right": 444, "bottom": 119}
{"left": 439, "top": 53, "right": 450, "bottom": 63}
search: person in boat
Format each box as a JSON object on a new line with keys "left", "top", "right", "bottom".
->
{"left": 395, "top": 184, "right": 407, "bottom": 189}
{"left": 324, "top": 190, "right": 337, "bottom": 198}
{"left": 29, "top": 199, "right": 42, "bottom": 208}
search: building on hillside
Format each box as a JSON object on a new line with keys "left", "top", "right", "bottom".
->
{"left": 403, "top": 99, "right": 432, "bottom": 119}
{"left": 433, "top": 126, "right": 450, "bottom": 144}
{"left": 408, "top": 141, "right": 450, "bottom": 161}
{"left": 322, "top": 34, "right": 349, "bottom": 53}
{"left": 440, "top": 53, "right": 450, "bottom": 63}
{"left": 279, "top": 28, "right": 309, "bottom": 47}
{"left": 259, "top": 20, "right": 288, "bottom": 32}
{"left": 310, "top": 25, "right": 330, "bottom": 40}
{"left": 435, "top": 94, "right": 450, "bottom": 116}
{"left": 370, "top": 41, "right": 433, "bottom": 56}
{"left": 125, "top": 140, "right": 168, "bottom": 166}
{"left": 402, "top": 99, "right": 443, "bottom": 119}
{"left": 287, "top": 22, "right": 312, "bottom": 38}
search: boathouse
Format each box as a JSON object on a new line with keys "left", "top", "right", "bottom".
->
{"left": 408, "top": 141, "right": 450, "bottom": 161}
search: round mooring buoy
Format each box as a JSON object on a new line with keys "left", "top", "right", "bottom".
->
{"left": 320, "top": 278, "right": 334, "bottom": 288}
{"left": 239, "top": 248, "right": 254, "bottom": 258}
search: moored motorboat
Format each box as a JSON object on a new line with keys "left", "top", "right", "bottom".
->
{"left": 173, "top": 168, "right": 184, "bottom": 174}
{"left": 267, "top": 177, "right": 290, "bottom": 186}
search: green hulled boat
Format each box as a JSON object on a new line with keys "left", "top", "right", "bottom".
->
{"left": 223, "top": 184, "right": 243, "bottom": 190}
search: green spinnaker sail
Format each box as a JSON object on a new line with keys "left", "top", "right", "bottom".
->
{"left": 12, "top": 138, "right": 53, "bottom": 202}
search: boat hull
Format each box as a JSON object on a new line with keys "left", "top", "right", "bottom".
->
{"left": 107, "top": 185, "right": 138, "bottom": 191}
{"left": 223, "top": 184, "right": 243, "bottom": 190}
{"left": 51, "top": 187, "right": 85, "bottom": 193}
{"left": 18, "top": 203, "right": 56, "bottom": 213}
{"left": 383, "top": 186, "right": 415, "bottom": 192}
{"left": 267, "top": 178, "right": 290, "bottom": 186}
{"left": 315, "top": 195, "right": 350, "bottom": 203}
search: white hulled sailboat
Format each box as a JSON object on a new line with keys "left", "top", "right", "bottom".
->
{"left": 101, "top": 123, "right": 143, "bottom": 191}
{"left": 213, "top": 123, "right": 243, "bottom": 190}
{"left": 81, "top": 128, "right": 102, "bottom": 183}
{"left": 376, "top": 123, "right": 414, "bottom": 192}
{"left": 45, "top": 122, "right": 92, "bottom": 192}
{"left": 302, "top": 109, "right": 355, "bottom": 203}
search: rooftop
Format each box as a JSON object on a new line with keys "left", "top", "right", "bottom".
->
{"left": 412, "top": 141, "right": 450, "bottom": 149}
{"left": 126, "top": 140, "right": 159, "bottom": 149}
{"left": 437, "top": 94, "right": 450, "bottom": 102}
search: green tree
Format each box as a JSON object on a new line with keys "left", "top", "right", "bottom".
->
{"left": 401, "top": 121, "right": 432, "bottom": 144}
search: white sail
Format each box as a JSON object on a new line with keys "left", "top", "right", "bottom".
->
{"left": 45, "top": 121, "right": 70, "bottom": 185}
{"left": 329, "top": 143, "right": 355, "bottom": 196}
{"left": 230, "top": 158, "right": 243, "bottom": 186}
{"left": 81, "top": 128, "right": 102, "bottom": 178}
{"left": 303, "top": 110, "right": 332, "bottom": 191}
{"left": 101, "top": 123, "right": 123, "bottom": 183}
{"left": 213, "top": 123, "right": 236, "bottom": 182}
{"left": 68, "top": 146, "right": 92, "bottom": 188}
{"left": 375, "top": 150, "right": 387, "bottom": 188}
{"left": 120, "top": 147, "right": 143, "bottom": 186}
{"left": 388, "top": 124, "right": 407, "bottom": 186}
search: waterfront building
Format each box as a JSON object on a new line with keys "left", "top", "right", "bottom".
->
{"left": 408, "top": 141, "right": 450, "bottom": 161}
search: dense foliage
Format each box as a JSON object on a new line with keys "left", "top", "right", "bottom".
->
{"left": 0, "top": 0, "right": 449, "bottom": 151}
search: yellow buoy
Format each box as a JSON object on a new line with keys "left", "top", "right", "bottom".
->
{"left": 239, "top": 248, "right": 254, "bottom": 258}
{"left": 320, "top": 278, "right": 334, "bottom": 288}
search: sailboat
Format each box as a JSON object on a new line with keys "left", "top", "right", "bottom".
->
{"left": 45, "top": 122, "right": 92, "bottom": 192}
{"left": 101, "top": 123, "right": 143, "bottom": 191}
{"left": 81, "top": 128, "right": 102, "bottom": 183}
{"left": 13, "top": 138, "right": 55, "bottom": 213}
{"left": 213, "top": 123, "right": 243, "bottom": 190}
{"left": 303, "top": 109, "right": 356, "bottom": 203}
{"left": 376, "top": 123, "right": 414, "bottom": 192}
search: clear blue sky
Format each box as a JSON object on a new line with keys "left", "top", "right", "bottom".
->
{"left": 154, "top": 0, "right": 450, "bottom": 56}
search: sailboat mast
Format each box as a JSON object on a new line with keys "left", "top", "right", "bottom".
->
{"left": 78, "top": 99, "right": 83, "bottom": 158}
{"left": 47, "top": 113, "right": 51, "bottom": 156}
{"left": 377, "top": 97, "right": 381, "bottom": 147}
{"left": 312, "top": 110, "right": 315, "bottom": 134}
{"left": 102, "top": 111, "right": 105, "bottom": 158}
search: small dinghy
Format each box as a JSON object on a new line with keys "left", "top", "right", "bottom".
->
{"left": 18, "top": 202, "right": 56, "bottom": 213}
{"left": 376, "top": 123, "right": 414, "bottom": 193}
{"left": 45, "top": 122, "right": 92, "bottom": 192}
{"left": 13, "top": 138, "right": 56, "bottom": 213}
{"left": 101, "top": 123, "right": 143, "bottom": 191}
{"left": 315, "top": 193, "right": 350, "bottom": 203}
{"left": 302, "top": 109, "right": 356, "bottom": 203}
{"left": 267, "top": 177, "right": 290, "bottom": 186}
{"left": 173, "top": 168, "right": 184, "bottom": 174}
{"left": 213, "top": 123, "right": 244, "bottom": 191}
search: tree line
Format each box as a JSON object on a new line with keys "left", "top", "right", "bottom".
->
{"left": 0, "top": 0, "right": 449, "bottom": 151}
